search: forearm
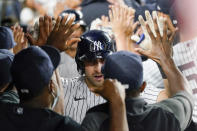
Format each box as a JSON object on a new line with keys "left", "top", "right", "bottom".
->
{"left": 114, "top": 32, "right": 140, "bottom": 55}
{"left": 114, "top": 33, "right": 128, "bottom": 51}
{"left": 160, "top": 58, "right": 188, "bottom": 97}
{"left": 109, "top": 99, "right": 128, "bottom": 131}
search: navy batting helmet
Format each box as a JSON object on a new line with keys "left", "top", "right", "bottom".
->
{"left": 59, "top": 9, "right": 87, "bottom": 31}
{"left": 75, "top": 30, "right": 115, "bottom": 74}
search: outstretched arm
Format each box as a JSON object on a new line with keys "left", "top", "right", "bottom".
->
{"left": 135, "top": 14, "right": 187, "bottom": 97}
{"left": 135, "top": 12, "right": 194, "bottom": 130}
{"left": 109, "top": 5, "right": 139, "bottom": 53}
{"left": 91, "top": 79, "right": 128, "bottom": 131}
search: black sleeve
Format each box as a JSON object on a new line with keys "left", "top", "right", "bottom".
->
{"left": 61, "top": 116, "right": 84, "bottom": 131}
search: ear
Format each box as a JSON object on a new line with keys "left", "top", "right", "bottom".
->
{"left": 140, "top": 82, "right": 146, "bottom": 92}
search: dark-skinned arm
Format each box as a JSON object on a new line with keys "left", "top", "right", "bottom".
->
{"left": 91, "top": 79, "right": 129, "bottom": 131}
{"left": 135, "top": 14, "right": 190, "bottom": 98}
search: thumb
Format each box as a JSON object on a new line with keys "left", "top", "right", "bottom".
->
{"left": 134, "top": 48, "right": 150, "bottom": 57}
{"left": 66, "top": 38, "right": 81, "bottom": 47}
{"left": 89, "top": 87, "right": 102, "bottom": 95}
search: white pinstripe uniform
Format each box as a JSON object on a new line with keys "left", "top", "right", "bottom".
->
{"left": 62, "top": 76, "right": 106, "bottom": 123}
{"left": 142, "top": 37, "right": 197, "bottom": 122}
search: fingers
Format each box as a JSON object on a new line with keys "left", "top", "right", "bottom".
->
{"left": 64, "top": 15, "right": 75, "bottom": 30}
{"left": 13, "top": 26, "right": 28, "bottom": 54}
{"left": 39, "top": 15, "right": 53, "bottom": 39}
{"left": 138, "top": 15, "right": 149, "bottom": 39}
{"left": 49, "top": 16, "right": 53, "bottom": 33}
{"left": 111, "top": 5, "right": 116, "bottom": 19}
{"left": 166, "top": 16, "right": 177, "bottom": 44}
{"left": 101, "top": 15, "right": 106, "bottom": 22}
{"left": 162, "top": 18, "right": 168, "bottom": 43}
{"left": 109, "top": 9, "right": 113, "bottom": 22}
{"left": 101, "top": 15, "right": 110, "bottom": 27}
{"left": 145, "top": 10, "right": 156, "bottom": 37}
{"left": 153, "top": 17, "right": 161, "bottom": 41}
{"left": 169, "top": 27, "right": 178, "bottom": 44}
{"left": 54, "top": 16, "right": 61, "bottom": 32}
{"left": 44, "top": 15, "right": 49, "bottom": 36}
{"left": 135, "top": 48, "right": 150, "bottom": 56}
{"left": 26, "top": 33, "right": 36, "bottom": 45}
{"left": 128, "top": 7, "right": 135, "bottom": 17}
{"left": 44, "top": 15, "right": 53, "bottom": 36}
{"left": 46, "top": 13, "right": 80, "bottom": 51}
{"left": 12, "top": 26, "right": 23, "bottom": 43}
{"left": 22, "top": 35, "right": 28, "bottom": 48}
{"left": 165, "top": 14, "right": 175, "bottom": 33}
{"left": 145, "top": 22, "right": 155, "bottom": 42}
{"left": 18, "top": 31, "right": 23, "bottom": 43}
{"left": 63, "top": 23, "right": 80, "bottom": 42}
{"left": 60, "top": 14, "right": 69, "bottom": 27}
{"left": 39, "top": 17, "right": 45, "bottom": 40}
{"left": 66, "top": 38, "right": 81, "bottom": 47}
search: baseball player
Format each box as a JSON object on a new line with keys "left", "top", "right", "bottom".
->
{"left": 62, "top": 30, "right": 115, "bottom": 123}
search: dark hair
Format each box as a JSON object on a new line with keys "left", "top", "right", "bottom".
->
{"left": 1, "top": 17, "right": 18, "bottom": 28}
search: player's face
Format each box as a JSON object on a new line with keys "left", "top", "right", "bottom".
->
{"left": 84, "top": 58, "right": 105, "bottom": 88}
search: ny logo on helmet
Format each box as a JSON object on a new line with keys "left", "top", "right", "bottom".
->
{"left": 90, "top": 41, "right": 103, "bottom": 52}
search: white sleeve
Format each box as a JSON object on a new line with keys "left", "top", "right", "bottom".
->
{"left": 142, "top": 59, "right": 164, "bottom": 104}
{"left": 143, "top": 59, "right": 164, "bottom": 88}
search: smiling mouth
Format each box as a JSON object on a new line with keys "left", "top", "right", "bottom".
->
{"left": 94, "top": 75, "right": 104, "bottom": 80}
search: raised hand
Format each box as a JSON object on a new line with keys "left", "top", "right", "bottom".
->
{"left": 26, "top": 15, "right": 53, "bottom": 46}
{"left": 135, "top": 15, "right": 177, "bottom": 65}
{"left": 109, "top": 5, "right": 135, "bottom": 37}
{"left": 46, "top": 14, "right": 80, "bottom": 52}
{"left": 12, "top": 25, "right": 28, "bottom": 54}
{"left": 138, "top": 11, "right": 167, "bottom": 50}
{"left": 109, "top": 5, "right": 139, "bottom": 53}
{"left": 90, "top": 79, "right": 128, "bottom": 131}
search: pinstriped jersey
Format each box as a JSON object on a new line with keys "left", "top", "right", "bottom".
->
{"left": 62, "top": 76, "right": 106, "bottom": 123}
{"left": 142, "top": 37, "right": 197, "bottom": 122}
{"left": 141, "top": 59, "right": 163, "bottom": 104}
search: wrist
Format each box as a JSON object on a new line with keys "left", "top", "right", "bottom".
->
{"left": 109, "top": 97, "right": 125, "bottom": 106}
{"left": 114, "top": 31, "right": 124, "bottom": 37}
{"left": 160, "top": 57, "right": 178, "bottom": 76}
{"left": 160, "top": 57, "right": 175, "bottom": 68}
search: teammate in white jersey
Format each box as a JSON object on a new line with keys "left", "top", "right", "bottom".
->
{"left": 142, "top": 38, "right": 197, "bottom": 123}
{"left": 62, "top": 30, "right": 115, "bottom": 123}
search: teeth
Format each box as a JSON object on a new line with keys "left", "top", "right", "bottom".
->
{"left": 95, "top": 75, "right": 102, "bottom": 77}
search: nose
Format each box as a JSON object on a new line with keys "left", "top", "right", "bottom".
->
{"left": 94, "top": 61, "right": 103, "bottom": 73}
